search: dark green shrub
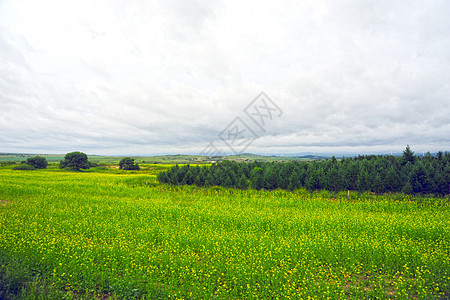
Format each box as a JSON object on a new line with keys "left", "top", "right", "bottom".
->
{"left": 13, "top": 164, "right": 35, "bottom": 170}
{"left": 26, "top": 156, "right": 48, "bottom": 169}
{"left": 60, "top": 152, "right": 90, "bottom": 170}
{"left": 119, "top": 157, "right": 140, "bottom": 170}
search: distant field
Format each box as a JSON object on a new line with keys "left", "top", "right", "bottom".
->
{"left": 0, "top": 154, "right": 139, "bottom": 164}
{"left": 0, "top": 153, "right": 316, "bottom": 165}
{"left": 0, "top": 167, "right": 449, "bottom": 299}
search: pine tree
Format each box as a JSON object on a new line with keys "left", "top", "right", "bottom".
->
{"left": 327, "top": 165, "right": 339, "bottom": 193}
{"left": 402, "top": 145, "right": 416, "bottom": 165}
{"left": 250, "top": 167, "right": 264, "bottom": 190}
{"left": 182, "top": 169, "right": 194, "bottom": 185}
{"left": 305, "top": 166, "right": 323, "bottom": 191}
{"left": 194, "top": 175, "right": 203, "bottom": 187}
{"left": 372, "top": 174, "right": 385, "bottom": 194}
{"left": 410, "top": 163, "right": 426, "bottom": 194}
{"left": 344, "top": 161, "right": 359, "bottom": 190}
{"left": 157, "top": 172, "right": 168, "bottom": 184}
{"left": 263, "top": 166, "right": 278, "bottom": 190}
{"left": 385, "top": 166, "right": 401, "bottom": 192}
{"left": 205, "top": 173, "right": 214, "bottom": 187}
{"left": 278, "top": 165, "right": 291, "bottom": 190}
{"left": 237, "top": 174, "right": 249, "bottom": 189}
{"left": 357, "top": 167, "right": 370, "bottom": 192}
{"left": 402, "top": 181, "right": 413, "bottom": 194}
{"left": 223, "top": 175, "right": 233, "bottom": 188}
{"left": 287, "top": 171, "right": 300, "bottom": 191}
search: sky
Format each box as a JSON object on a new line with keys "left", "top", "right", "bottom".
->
{"left": 1, "top": 0, "right": 449, "bottom": 156}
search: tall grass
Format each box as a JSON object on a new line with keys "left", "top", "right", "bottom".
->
{"left": 0, "top": 169, "right": 449, "bottom": 299}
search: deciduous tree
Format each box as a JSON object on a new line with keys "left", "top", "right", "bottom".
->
{"left": 60, "top": 152, "right": 90, "bottom": 171}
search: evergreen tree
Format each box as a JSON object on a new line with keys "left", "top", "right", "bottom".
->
{"left": 409, "top": 163, "right": 428, "bottom": 194}
{"left": 344, "top": 161, "right": 359, "bottom": 190}
{"left": 213, "top": 168, "right": 223, "bottom": 186}
{"left": 327, "top": 165, "right": 339, "bottom": 193}
{"left": 445, "top": 164, "right": 450, "bottom": 195}
{"left": 177, "top": 165, "right": 187, "bottom": 183}
{"left": 158, "top": 151, "right": 447, "bottom": 196}
{"left": 372, "top": 174, "right": 385, "bottom": 194}
{"left": 287, "top": 171, "right": 300, "bottom": 191}
{"left": 205, "top": 172, "right": 214, "bottom": 187}
{"left": 182, "top": 169, "right": 193, "bottom": 185}
{"left": 250, "top": 167, "right": 264, "bottom": 190}
{"left": 402, "top": 145, "right": 416, "bottom": 165}
{"left": 223, "top": 175, "right": 233, "bottom": 188}
{"left": 356, "top": 166, "right": 370, "bottom": 192}
{"left": 194, "top": 174, "right": 203, "bottom": 187}
{"left": 305, "top": 166, "right": 323, "bottom": 190}
{"left": 263, "top": 165, "right": 278, "bottom": 190}
{"left": 237, "top": 174, "right": 249, "bottom": 189}
{"left": 385, "top": 166, "right": 401, "bottom": 192}
{"left": 278, "top": 166, "right": 291, "bottom": 190}
{"left": 157, "top": 172, "right": 168, "bottom": 184}
{"left": 432, "top": 169, "right": 446, "bottom": 195}
{"left": 402, "top": 181, "right": 413, "bottom": 194}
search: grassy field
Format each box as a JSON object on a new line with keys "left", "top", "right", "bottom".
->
{"left": 0, "top": 153, "right": 315, "bottom": 165}
{"left": 0, "top": 167, "right": 449, "bottom": 299}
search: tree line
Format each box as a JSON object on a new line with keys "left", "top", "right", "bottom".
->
{"left": 12, "top": 152, "right": 140, "bottom": 171}
{"left": 158, "top": 147, "right": 450, "bottom": 196}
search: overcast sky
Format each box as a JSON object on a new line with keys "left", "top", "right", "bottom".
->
{"left": 1, "top": 0, "right": 449, "bottom": 155}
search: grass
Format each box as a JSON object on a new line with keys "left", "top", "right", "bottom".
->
{"left": 0, "top": 167, "right": 449, "bottom": 299}
{"left": 0, "top": 153, "right": 315, "bottom": 165}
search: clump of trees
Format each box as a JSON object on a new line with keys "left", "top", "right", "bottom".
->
{"left": 119, "top": 157, "right": 140, "bottom": 170}
{"left": 59, "top": 152, "right": 90, "bottom": 171}
{"left": 26, "top": 156, "right": 48, "bottom": 169}
{"left": 158, "top": 147, "right": 450, "bottom": 196}
{"left": 13, "top": 156, "right": 48, "bottom": 170}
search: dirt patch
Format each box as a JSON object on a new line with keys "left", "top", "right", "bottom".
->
{"left": 0, "top": 199, "right": 13, "bottom": 206}
{"left": 341, "top": 273, "right": 399, "bottom": 299}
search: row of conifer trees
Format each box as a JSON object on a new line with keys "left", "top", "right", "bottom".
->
{"left": 157, "top": 147, "right": 450, "bottom": 196}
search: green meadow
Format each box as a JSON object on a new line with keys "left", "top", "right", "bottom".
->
{"left": 0, "top": 167, "right": 449, "bottom": 299}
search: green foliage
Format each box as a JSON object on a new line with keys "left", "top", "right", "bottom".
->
{"left": 26, "top": 156, "right": 48, "bottom": 169}
{"left": 119, "top": 157, "right": 140, "bottom": 170}
{"left": 250, "top": 166, "right": 264, "bottom": 190}
{"left": 0, "top": 169, "right": 449, "bottom": 298}
{"left": 59, "top": 151, "right": 90, "bottom": 171}
{"left": 0, "top": 258, "right": 31, "bottom": 297}
{"left": 158, "top": 146, "right": 450, "bottom": 196}
{"left": 12, "top": 164, "right": 35, "bottom": 170}
{"left": 237, "top": 174, "right": 249, "bottom": 189}
{"left": 402, "top": 145, "right": 416, "bottom": 165}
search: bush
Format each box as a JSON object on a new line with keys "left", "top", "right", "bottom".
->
{"left": 13, "top": 164, "right": 35, "bottom": 170}
{"left": 119, "top": 157, "right": 140, "bottom": 170}
{"left": 60, "top": 152, "right": 90, "bottom": 171}
{"left": 26, "top": 156, "right": 48, "bottom": 169}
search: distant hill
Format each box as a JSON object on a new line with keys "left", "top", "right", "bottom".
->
{"left": 294, "top": 154, "right": 329, "bottom": 160}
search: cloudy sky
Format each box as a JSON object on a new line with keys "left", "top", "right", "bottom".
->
{"left": 1, "top": 0, "right": 449, "bottom": 155}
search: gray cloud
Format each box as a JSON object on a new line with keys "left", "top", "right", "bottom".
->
{"left": 0, "top": 0, "right": 449, "bottom": 155}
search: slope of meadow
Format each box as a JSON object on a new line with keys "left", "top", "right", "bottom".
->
{"left": 0, "top": 168, "right": 449, "bottom": 299}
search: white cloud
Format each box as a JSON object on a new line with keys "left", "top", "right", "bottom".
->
{"left": 0, "top": 0, "right": 449, "bottom": 155}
